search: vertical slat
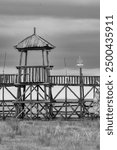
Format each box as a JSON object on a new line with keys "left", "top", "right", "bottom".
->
{"left": 38, "top": 67, "right": 40, "bottom": 82}
{"left": 35, "top": 67, "right": 37, "bottom": 82}
{"left": 29, "top": 68, "right": 31, "bottom": 82}
{"left": 32, "top": 67, "right": 34, "bottom": 82}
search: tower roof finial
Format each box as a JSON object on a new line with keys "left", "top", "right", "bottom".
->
{"left": 34, "top": 27, "right": 36, "bottom": 35}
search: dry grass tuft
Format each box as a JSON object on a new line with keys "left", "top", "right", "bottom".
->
{"left": 6, "top": 119, "right": 22, "bottom": 136}
{"left": 0, "top": 136, "right": 2, "bottom": 144}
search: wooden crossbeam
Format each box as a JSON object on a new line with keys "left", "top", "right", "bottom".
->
{"left": 67, "top": 86, "right": 80, "bottom": 100}
{"left": 5, "top": 87, "right": 17, "bottom": 99}
{"left": 17, "top": 85, "right": 30, "bottom": 101}
{"left": 37, "top": 85, "right": 49, "bottom": 98}
{"left": 83, "top": 101, "right": 94, "bottom": 115}
{"left": 25, "top": 85, "right": 37, "bottom": 99}
{"left": 53, "top": 86, "right": 65, "bottom": 100}
{"left": 67, "top": 103, "right": 80, "bottom": 118}
{"left": 84, "top": 87, "right": 94, "bottom": 99}
{"left": 34, "top": 87, "right": 45, "bottom": 100}
{"left": 5, "top": 106, "right": 16, "bottom": 117}
{"left": 52, "top": 103, "right": 65, "bottom": 118}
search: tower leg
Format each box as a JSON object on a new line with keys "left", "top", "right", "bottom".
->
{"left": 44, "top": 85, "right": 48, "bottom": 119}
{"left": 16, "top": 86, "right": 22, "bottom": 118}
{"left": 79, "top": 67, "right": 84, "bottom": 118}
{"left": 49, "top": 85, "right": 54, "bottom": 119}
{"left": 21, "top": 85, "right": 26, "bottom": 119}
{"left": 37, "top": 85, "right": 39, "bottom": 118}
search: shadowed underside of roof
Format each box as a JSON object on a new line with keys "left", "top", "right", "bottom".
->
{"left": 15, "top": 28, "right": 55, "bottom": 51}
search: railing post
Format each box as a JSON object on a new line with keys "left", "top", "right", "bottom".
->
{"left": 65, "top": 85, "right": 67, "bottom": 120}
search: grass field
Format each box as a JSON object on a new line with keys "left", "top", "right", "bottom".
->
{"left": 0, "top": 119, "right": 100, "bottom": 150}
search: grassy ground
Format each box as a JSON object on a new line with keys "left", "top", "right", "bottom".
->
{"left": 0, "top": 119, "right": 100, "bottom": 150}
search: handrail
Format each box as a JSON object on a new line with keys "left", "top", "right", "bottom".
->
{"left": 16, "top": 65, "right": 53, "bottom": 69}
{"left": 49, "top": 75, "right": 100, "bottom": 85}
{"left": 0, "top": 74, "right": 100, "bottom": 85}
{"left": 0, "top": 74, "right": 18, "bottom": 84}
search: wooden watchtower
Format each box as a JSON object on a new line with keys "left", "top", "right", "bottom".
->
{"left": 14, "top": 28, "right": 55, "bottom": 119}
{"left": 0, "top": 28, "right": 100, "bottom": 120}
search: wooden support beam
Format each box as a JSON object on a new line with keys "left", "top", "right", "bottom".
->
{"left": 46, "top": 51, "right": 49, "bottom": 66}
{"left": 30, "top": 86, "right": 32, "bottom": 119}
{"left": 53, "top": 86, "right": 65, "bottom": 100}
{"left": 19, "top": 51, "right": 23, "bottom": 66}
{"left": 67, "top": 103, "right": 80, "bottom": 118}
{"left": 37, "top": 85, "right": 39, "bottom": 117}
{"left": 52, "top": 103, "right": 65, "bottom": 118}
{"left": 42, "top": 50, "right": 45, "bottom": 66}
{"left": 84, "top": 87, "right": 94, "bottom": 99}
{"left": 79, "top": 67, "right": 84, "bottom": 117}
{"left": 67, "top": 86, "right": 80, "bottom": 100}
{"left": 5, "top": 87, "right": 17, "bottom": 99}
{"left": 2, "top": 86, "right": 5, "bottom": 120}
{"left": 65, "top": 86, "right": 67, "bottom": 120}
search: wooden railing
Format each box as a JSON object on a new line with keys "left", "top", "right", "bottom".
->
{"left": 49, "top": 76, "right": 100, "bottom": 85}
{"left": 0, "top": 74, "right": 18, "bottom": 84}
{"left": 16, "top": 66, "right": 53, "bottom": 83}
{"left": 0, "top": 73, "right": 100, "bottom": 86}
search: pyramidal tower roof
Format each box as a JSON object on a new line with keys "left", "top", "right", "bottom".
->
{"left": 15, "top": 27, "right": 55, "bottom": 51}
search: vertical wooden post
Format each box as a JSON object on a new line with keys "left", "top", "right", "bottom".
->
{"left": 25, "top": 51, "right": 28, "bottom": 66}
{"left": 80, "top": 68, "right": 82, "bottom": 117}
{"left": 18, "top": 51, "right": 23, "bottom": 82}
{"left": 24, "top": 51, "right": 28, "bottom": 82}
{"left": 46, "top": 51, "right": 50, "bottom": 83}
{"left": 16, "top": 52, "right": 23, "bottom": 118}
{"left": 2, "top": 85, "right": 5, "bottom": 120}
{"left": 44, "top": 85, "right": 48, "bottom": 119}
{"left": 19, "top": 51, "right": 23, "bottom": 66}
{"left": 42, "top": 50, "right": 45, "bottom": 66}
{"left": 30, "top": 85, "right": 32, "bottom": 119}
{"left": 49, "top": 85, "right": 53, "bottom": 118}
{"left": 79, "top": 67, "right": 84, "bottom": 118}
{"left": 46, "top": 51, "right": 49, "bottom": 66}
{"left": 65, "top": 85, "right": 67, "bottom": 120}
{"left": 37, "top": 85, "right": 39, "bottom": 118}
{"left": 21, "top": 51, "right": 28, "bottom": 119}
{"left": 93, "top": 86, "right": 96, "bottom": 100}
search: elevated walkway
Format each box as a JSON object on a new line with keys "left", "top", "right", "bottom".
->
{"left": 0, "top": 74, "right": 100, "bottom": 86}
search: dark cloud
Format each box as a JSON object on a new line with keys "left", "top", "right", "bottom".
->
{"left": 0, "top": 1, "right": 99, "bottom": 19}
{"left": 0, "top": 0, "right": 100, "bottom": 70}
{"left": 0, "top": 30, "right": 99, "bottom": 69}
{"left": 48, "top": 31, "right": 99, "bottom": 69}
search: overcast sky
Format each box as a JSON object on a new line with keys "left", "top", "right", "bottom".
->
{"left": 0, "top": 0, "right": 100, "bottom": 74}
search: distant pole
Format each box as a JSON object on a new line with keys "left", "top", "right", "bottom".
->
{"left": 77, "top": 56, "right": 84, "bottom": 117}
{"left": 64, "top": 58, "right": 67, "bottom": 76}
{"left": 3, "top": 53, "right": 6, "bottom": 76}
{"left": 2, "top": 53, "right": 6, "bottom": 120}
